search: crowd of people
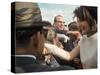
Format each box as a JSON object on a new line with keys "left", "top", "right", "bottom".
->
{"left": 12, "top": 2, "right": 97, "bottom": 73}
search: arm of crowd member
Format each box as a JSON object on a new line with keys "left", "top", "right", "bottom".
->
{"left": 67, "top": 31, "right": 80, "bottom": 36}
{"left": 67, "top": 31, "right": 81, "bottom": 39}
{"left": 57, "top": 33, "right": 70, "bottom": 43}
{"left": 44, "top": 43, "right": 80, "bottom": 61}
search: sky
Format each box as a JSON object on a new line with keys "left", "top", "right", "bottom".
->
{"left": 38, "top": 3, "right": 79, "bottom": 25}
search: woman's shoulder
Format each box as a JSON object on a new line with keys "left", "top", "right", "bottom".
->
{"left": 89, "top": 32, "right": 97, "bottom": 40}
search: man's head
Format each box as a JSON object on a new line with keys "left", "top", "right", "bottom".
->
{"left": 16, "top": 22, "right": 48, "bottom": 55}
{"left": 68, "top": 21, "right": 80, "bottom": 41}
{"left": 13, "top": 2, "right": 51, "bottom": 56}
{"left": 68, "top": 21, "right": 80, "bottom": 31}
{"left": 53, "top": 15, "right": 65, "bottom": 30}
{"left": 73, "top": 6, "right": 97, "bottom": 36}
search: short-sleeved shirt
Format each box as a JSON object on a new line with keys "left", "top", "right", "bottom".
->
{"left": 79, "top": 33, "right": 97, "bottom": 69}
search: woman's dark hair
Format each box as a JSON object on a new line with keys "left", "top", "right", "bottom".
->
{"left": 73, "top": 6, "right": 97, "bottom": 29}
{"left": 68, "top": 21, "right": 79, "bottom": 31}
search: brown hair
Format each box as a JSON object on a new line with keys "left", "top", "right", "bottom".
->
{"left": 54, "top": 15, "right": 63, "bottom": 23}
{"left": 73, "top": 6, "right": 97, "bottom": 29}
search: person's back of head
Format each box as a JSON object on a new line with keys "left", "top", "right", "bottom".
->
{"left": 68, "top": 21, "right": 80, "bottom": 31}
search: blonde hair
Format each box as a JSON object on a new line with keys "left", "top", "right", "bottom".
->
{"left": 46, "top": 29, "right": 56, "bottom": 43}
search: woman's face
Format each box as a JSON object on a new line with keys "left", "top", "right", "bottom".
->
{"left": 77, "top": 18, "right": 90, "bottom": 35}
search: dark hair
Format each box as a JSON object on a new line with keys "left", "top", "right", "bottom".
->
{"left": 68, "top": 21, "right": 79, "bottom": 31}
{"left": 73, "top": 6, "right": 97, "bottom": 29}
{"left": 54, "top": 15, "right": 63, "bottom": 23}
{"left": 40, "top": 21, "right": 52, "bottom": 38}
{"left": 16, "top": 21, "right": 51, "bottom": 46}
{"left": 16, "top": 26, "right": 43, "bottom": 46}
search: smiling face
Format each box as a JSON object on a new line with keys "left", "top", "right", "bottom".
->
{"left": 54, "top": 16, "right": 65, "bottom": 30}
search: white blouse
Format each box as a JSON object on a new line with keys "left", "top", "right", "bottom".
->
{"left": 80, "top": 33, "right": 97, "bottom": 69}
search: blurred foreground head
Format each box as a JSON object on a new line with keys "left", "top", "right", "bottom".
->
{"left": 73, "top": 6, "right": 97, "bottom": 36}
{"left": 12, "top": 2, "right": 51, "bottom": 55}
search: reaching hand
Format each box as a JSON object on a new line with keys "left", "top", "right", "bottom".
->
{"left": 44, "top": 43, "right": 71, "bottom": 61}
